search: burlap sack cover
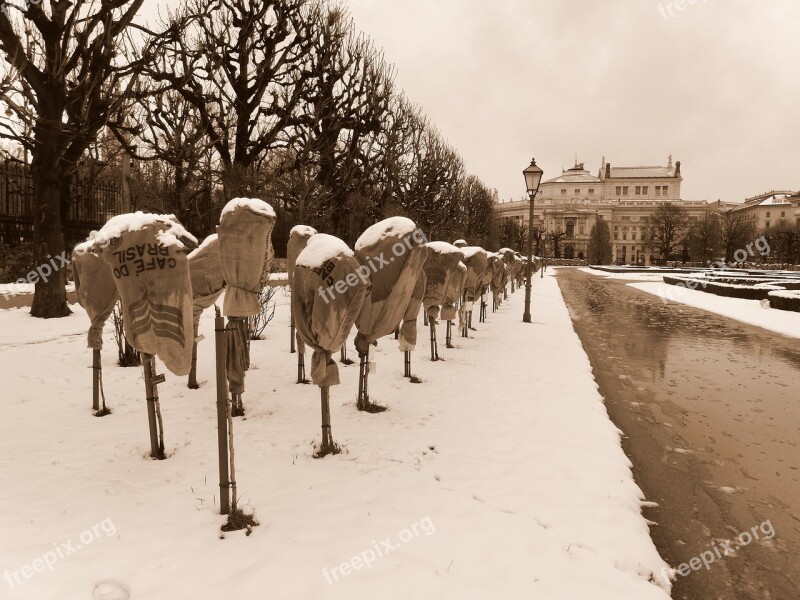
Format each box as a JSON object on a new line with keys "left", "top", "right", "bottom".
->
{"left": 293, "top": 234, "right": 369, "bottom": 386}
{"left": 287, "top": 225, "right": 318, "bottom": 354}
{"left": 398, "top": 269, "right": 427, "bottom": 352}
{"left": 441, "top": 261, "right": 467, "bottom": 322}
{"left": 353, "top": 217, "right": 427, "bottom": 354}
{"left": 460, "top": 246, "right": 489, "bottom": 302}
{"left": 422, "top": 242, "right": 463, "bottom": 320}
{"left": 100, "top": 216, "right": 197, "bottom": 375}
{"left": 72, "top": 245, "right": 118, "bottom": 350}
{"left": 489, "top": 253, "right": 505, "bottom": 305}
{"left": 188, "top": 234, "right": 225, "bottom": 326}
{"left": 217, "top": 198, "right": 276, "bottom": 317}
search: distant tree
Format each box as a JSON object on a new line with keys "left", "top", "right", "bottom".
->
{"left": 547, "top": 227, "right": 567, "bottom": 259}
{"left": 647, "top": 203, "right": 691, "bottom": 261}
{"left": 689, "top": 213, "right": 721, "bottom": 263}
{"left": 719, "top": 211, "right": 755, "bottom": 263}
{"left": 587, "top": 219, "right": 613, "bottom": 264}
{"left": 767, "top": 220, "right": 799, "bottom": 264}
{"left": 499, "top": 218, "right": 522, "bottom": 251}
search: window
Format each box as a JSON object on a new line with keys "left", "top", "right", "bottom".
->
{"left": 655, "top": 186, "right": 661, "bottom": 196}
{"left": 662, "top": 185, "right": 668, "bottom": 195}
{"left": 616, "top": 186, "right": 622, "bottom": 196}
{"left": 635, "top": 186, "right": 641, "bottom": 195}
{"left": 632, "top": 233, "right": 637, "bottom": 240}
{"left": 588, "top": 188, "right": 595, "bottom": 195}
{"left": 781, "top": 211, "right": 786, "bottom": 217}
{"left": 623, "top": 186, "right": 629, "bottom": 195}
{"left": 613, "top": 225, "right": 618, "bottom": 231}
{"left": 766, "top": 211, "right": 771, "bottom": 218}
{"left": 575, "top": 189, "right": 580, "bottom": 194}
{"left": 642, "top": 186, "right": 648, "bottom": 194}
{"left": 623, "top": 233, "right": 628, "bottom": 240}
{"left": 614, "top": 233, "right": 618, "bottom": 240}
{"left": 765, "top": 222, "right": 771, "bottom": 229}
{"left": 621, "top": 216, "right": 630, "bottom": 221}
{"left": 579, "top": 227, "right": 584, "bottom": 235}
{"left": 561, "top": 189, "right": 567, "bottom": 195}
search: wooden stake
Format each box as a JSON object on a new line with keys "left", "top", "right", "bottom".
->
{"left": 320, "top": 383, "right": 333, "bottom": 455}
{"left": 92, "top": 348, "right": 101, "bottom": 411}
{"left": 430, "top": 319, "right": 438, "bottom": 361}
{"left": 214, "top": 307, "right": 231, "bottom": 515}
{"left": 188, "top": 323, "right": 199, "bottom": 389}
{"left": 142, "top": 354, "right": 165, "bottom": 459}
{"left": 446, "top": 320, "right": 453, "bottom": 348}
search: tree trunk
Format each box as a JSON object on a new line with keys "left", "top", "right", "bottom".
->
{"left": 29, "top": 151, "right": 71, "bottom": 319}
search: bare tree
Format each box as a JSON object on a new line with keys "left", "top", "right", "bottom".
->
{"left": 647, "top": 203, "right": 691, "bottom": 261}
{"left": 718, "top": 210, "right": 755, "bottom": 263}
{"left": 0, "top": 0, "right": 150, "bottom": 317}
{"left": 146, "top": 0, "right": 315, "bottom": 199}
{"left": 689, "top": 212, "right": 721, "bottom": 263}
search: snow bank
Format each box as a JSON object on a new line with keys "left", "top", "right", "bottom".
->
{"left": 91, "top": 212, "right": 198, "bottom": 251}
{"left": 289, "top": 225, "right": 318, "bottom": 237}
{"left": 188, "top": 233, "right": 219, "bottom": 260}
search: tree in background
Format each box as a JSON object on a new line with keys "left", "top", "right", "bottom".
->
{"left": 767, "top": 220, "right": 799, "bottom": 264}
{"left": 689, "top": 212, "right": 722, "bottom": 263}
{"left": 719, "top": 211, "right": 755, "bottom": 263}
{"left": 587, "top": 219, "right": 613, "bottom": 265}
{"left": 647, "top": 203, "right": 691, "bottom": 261}
{"left": 0, "top": 0, "right": 151, "bottom": 317}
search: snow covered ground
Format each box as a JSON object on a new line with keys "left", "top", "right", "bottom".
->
{"left": 1, "top": 272, "right": 670, "bottom": 600}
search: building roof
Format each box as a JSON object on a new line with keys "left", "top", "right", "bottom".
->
{"left": 607, "top": 166, "right": 677, "bottom": 179}
{"left": 543, "top": 165, "right": 601, "bottom": 185}
{"left": 729, "top": 190, "right": 797, "bottom": 211}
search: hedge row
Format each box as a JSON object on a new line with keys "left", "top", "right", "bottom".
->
{"left": 663, "top": 276, "right": 779, "bottom": 301}
{"left": 768, "top": 291, "right": 800, "bottom": 313}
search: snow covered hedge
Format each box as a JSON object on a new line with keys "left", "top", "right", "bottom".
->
{"left": 663, "top": 276, "right": 783, "bottom": 301}
{"left": 768, "top": 290, "right": 800, "bottom": 312}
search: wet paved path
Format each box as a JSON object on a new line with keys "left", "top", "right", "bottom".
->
{"left": 556, "top": 269, "right": 800, "bottom": 600}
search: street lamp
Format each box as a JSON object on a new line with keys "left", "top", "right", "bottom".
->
{"left": 522, "top": 157, "right": 543, "bottom": 323}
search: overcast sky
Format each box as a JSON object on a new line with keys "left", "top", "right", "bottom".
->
{"left": 150, "top": 0, "right": 800, "bottom": 203}
{"left": 343, "top": 0, "right": 800, "bottom": 202}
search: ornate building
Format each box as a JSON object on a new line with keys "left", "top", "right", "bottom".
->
{"left": 726, "top": 191, "right": 800, "bottom": 234}
{"left": 496, "top": 157, "right": 711, "bottom": 264}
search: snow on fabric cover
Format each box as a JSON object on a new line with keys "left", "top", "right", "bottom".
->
{"left": 293, "top": 234, "right": 369, "bottom": 386}
{"left": 422, "top": 242, "right": 464, "bottom": 318}
{"left": 100, "top": 220, "right": 196, "bottom": 376}
{"left": 217, "top": 198, "right": 276, "bottom": 317}
{"left": 441, "top": 261, "right": 467, "bottom": 322}
{"left": 188, "top": 234, "right": 225, "bottom": 324}
{"left": 287, "top": 225, "right": 318, "bottom": 354}
{"left": 72, "top": 248, "right": 118, "bottom": 350}
{"left": 354, "top": 218, "right": 428, "bottom": 354}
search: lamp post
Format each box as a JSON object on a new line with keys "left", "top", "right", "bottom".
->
{"left": 522, "top": 158, "right": 543, "bottom": 323}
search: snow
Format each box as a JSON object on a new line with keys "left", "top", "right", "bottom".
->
{"left": 289, "top": 225, "right": 318, "bottom": 237}
{"left": 629, "top": 281, "right": 800, "bottom": 339}
{"left": 1, "top": 282, "right": 75, "bottom": 298}
{"left": 769, "top": 289, "right": 800, "bottom": 300}
{"left": 580, "top": 267, "right": 672, "bottom": 283}
{"left": 0, "top": 272, "right": 670, "bottom": 599}
{"left": 355, "top": 217, "right": 417, "bottom": 251}
{"left": 187, "top": 234, "right": 218, "bottom": 260}
{"left": 425, "top": 241, "right": 461, "bottom": 255}
{"left": 296, "top": 233, "right": 354, "bottom": 269}
{"left": 220, "top": 198, "right": 276, "bottom": 220}
{"left": 92, "top": 212, "right": 198, "bottom": 251}
{"left": 459, "top": 246, "right": 487, "bottom": 260}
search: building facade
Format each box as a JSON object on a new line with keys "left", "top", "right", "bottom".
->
{"left": 726, "top": 191, "right": 800, "bottom": 234}
{"left": 496, "top": 157, "right": 711, "bottom": 264}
